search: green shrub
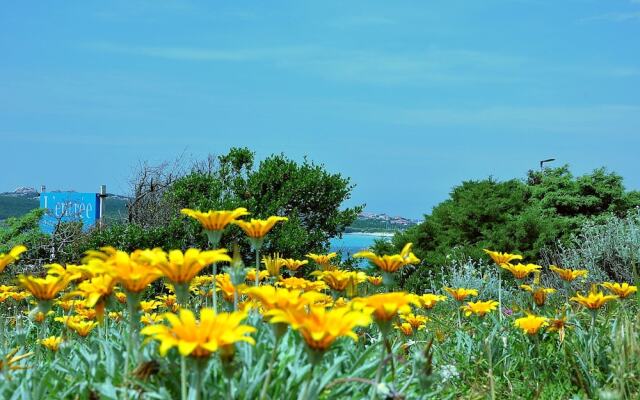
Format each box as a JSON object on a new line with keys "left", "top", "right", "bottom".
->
{"left": 541, "top": 209, "right": 640, "bottom": 283}
{"left": 384, "top": 166, "right": 640, "bottom": 293}
{"left": 76, "top": 148, "right": 362, "bottom": 263}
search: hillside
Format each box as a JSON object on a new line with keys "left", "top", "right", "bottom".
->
{"left": 0, "top": 195, "right": 39, "bottom": 220}
{"left": 345, "top": 212, "right": 418, "bottom": 233}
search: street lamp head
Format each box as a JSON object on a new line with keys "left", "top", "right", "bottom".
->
{"left": 539, "top": 158, "right": 556, "bottom": 170}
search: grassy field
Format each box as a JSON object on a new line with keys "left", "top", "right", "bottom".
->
{"left": 0, "top": 220, "right": 638, "bottom": 399}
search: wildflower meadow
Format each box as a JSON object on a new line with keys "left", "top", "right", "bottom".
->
{"left": 0, "top": 208, "right": 638, "bottom": 399}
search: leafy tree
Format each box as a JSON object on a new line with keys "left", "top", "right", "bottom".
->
{"left": 80, "top": 148, "right": 362, "bottom": 263}
{"left": 381, "top": 165, "right": 640, "bottom": 291}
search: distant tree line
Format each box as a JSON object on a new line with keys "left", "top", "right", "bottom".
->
{"left": 374, "top": 166, "right": 640, "bottom": 292}
{"left": 0, "top": 148, "right": 362, "bottom": 276}
{"left": 4, "top": 158, "right": 639, "bottom": 293}
{"left": 346, "top": 218, "right": 415, "bottom": 233}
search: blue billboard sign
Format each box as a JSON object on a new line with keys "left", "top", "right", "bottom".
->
{"left": 39, "top": 192, "right": 101, "bottom": 234}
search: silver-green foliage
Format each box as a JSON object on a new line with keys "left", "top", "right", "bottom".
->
{"left": 543, "top": 209, "right": 640, "bottom": 283}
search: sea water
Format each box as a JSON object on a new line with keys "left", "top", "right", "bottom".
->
{"left": 329, "top": 233, "right": 391, "bottom": 256}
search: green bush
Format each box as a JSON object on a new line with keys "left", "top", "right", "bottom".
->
{"left": 382, "top": 166, "right": 640, "bottom": 292}
{"left": 541, "top": 209, "right": 640, "bottom": 283}
{"left": 0, "top": 209, "right": 47, "bottom": 277}
{"left": 77, "top": 148, "right": 362, "bottom": 263}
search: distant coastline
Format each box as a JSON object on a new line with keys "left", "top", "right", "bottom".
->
{"left": 344, "top": 231, "right": 394, "bottom": 237}
{"left": 330, "top": 231, "right": 390, "bottom": 254}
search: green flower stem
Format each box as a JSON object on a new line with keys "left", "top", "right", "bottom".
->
{"left": 301, "top": 363, "right": 317, "bottom": 400}
{"left": 530, "top": 334, "right": 541, "bottom": 382}
{"left": 212, "top": 262, "right": 218, "bottom": 313}
{"left": 563, "top": 281, "right": 571, "bottom": 303}
{"left": 0, "top": 306, "right": 5, "bottom": 348}
{"left": 174, "top": 283, "right": 190, "bottom": 309}
{"left": 498, "top": 274, "right": 503, "bottom": 322}
{"left": 485, "top": 337, "right": 495, "bottom": 400}
{"left": 14, "top": 307, "right": 21, "bottom": 346}
{"left": 103, "top": 308, "right": 109, "bottom": 339}
{"left": 206, "top": 229, "right": 223, "bottom": 310}
{"left": 372, "top": 333, "right": 387, "bottom": 400}
{"left": 247, "top": 237, "right": 264, "bottom": 287}
{"left": 206, "top": 230, "right": 223, "bottom": 249}
{"left": 62, "top": 302, "right": 73, "bottom": 340}
{"left": 221, "top": 350, "right": 236, "bottom": 400}
{"left": 589, "top": 310, "right": 597, "bottom": 371}
{"left": 384, "top": 336, "right": 396, "bottom": 381}
{"left": 33, "top": 300, "right": 51, "bottom": 360}
{"left": 371, "top": 321, "right": 395, "bottom": 399}
{"left": 125, "top": 291, "right": 142, "bottom": 377}
{"left": 531, "top": 297, "right": 537, "bottom": 312}
{"left": 259, "top": 336, "right": 281, "bottom": 400}
{"left": 255, "top": 247, "right": 261, "bottom": 287}
{"left": 194, "top": 360, "right": 204, "bottom": 400}
{"left": 233, "top": 287, "right": 238, "bottom": 312}
{"left": 382, "top": 272, "right": 395, "bottom": 288}
{"left": 36, "top": 299, "right": 53, "bottom": 315}
{"left": 226, "top": 372, "right": 234, "bottom": 400}
{"left": 37, "top": 317, "right": 48, "bottom": 361}
{"left": 180, "top": 356, "right": 187, "bottom": 400}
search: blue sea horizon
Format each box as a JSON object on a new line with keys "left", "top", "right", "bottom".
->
{"left": 329, "top": 232, "right": 391, "bottom": 256}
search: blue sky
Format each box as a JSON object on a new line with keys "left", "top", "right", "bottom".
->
{"left": 1, "top": 0, "right": 639, "bottom": 218}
